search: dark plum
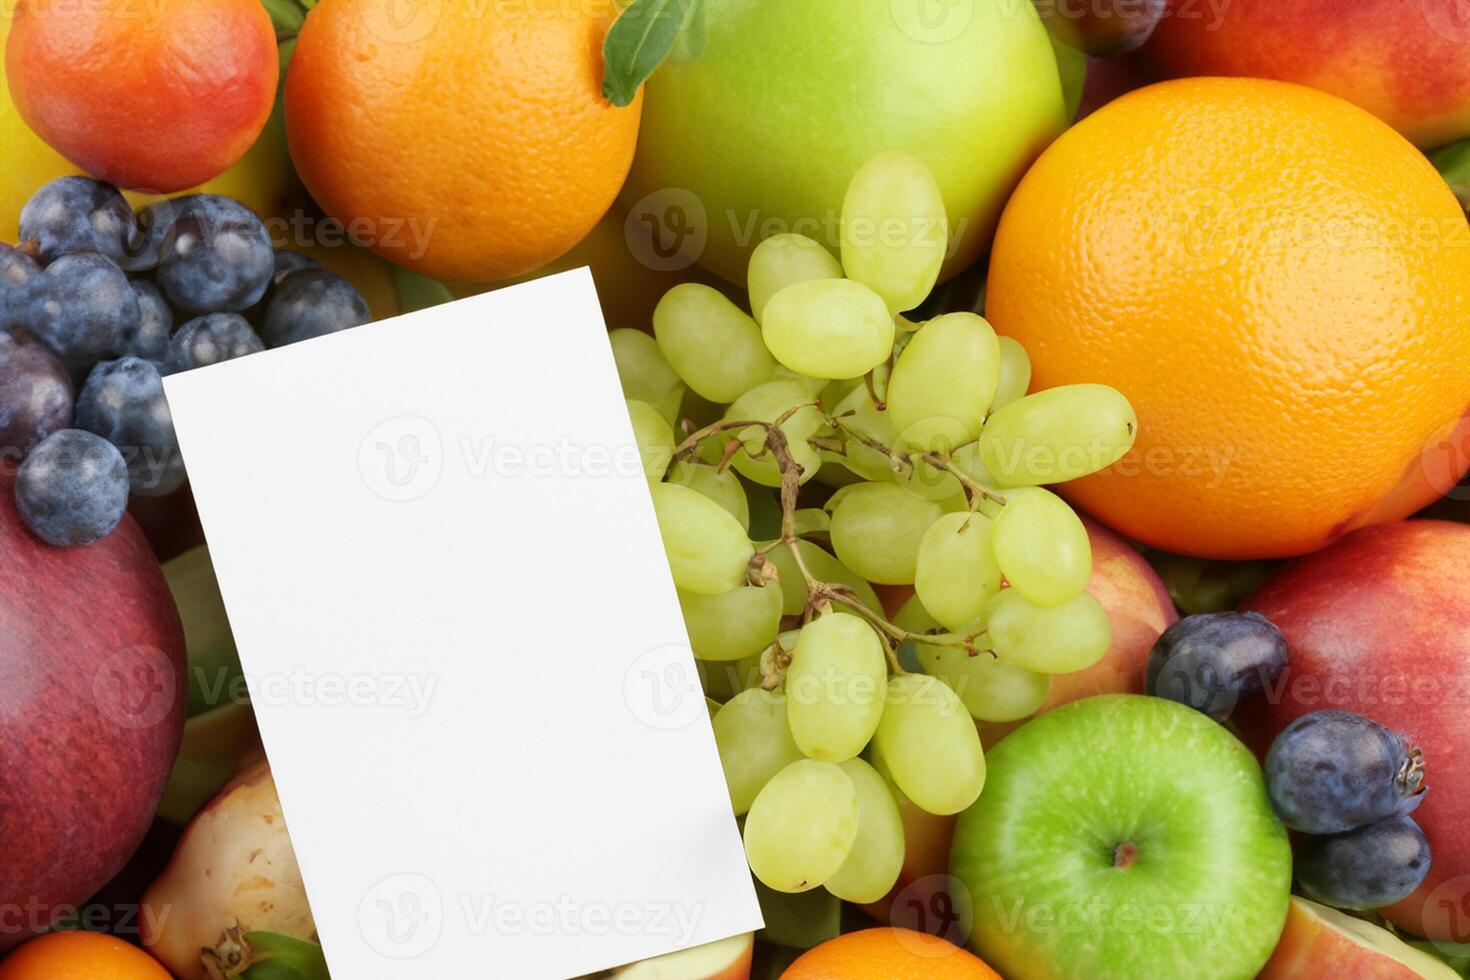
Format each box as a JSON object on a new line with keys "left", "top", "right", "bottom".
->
{"left": 0, "top": 328, "right": 74, "bottom": 464}
{"left": 1146, "top": 611, "right": 1288, "bottom": 720}
{"left": 1265, "top": 710, "right": 1425, "bottom": 835}
{"left": 74, "top": 357, "right": 185, "bottom": 497}
{"left": 19, "top": 252, "right": 138, "bottom": 362}
{"left": 262, "top": 268, "right": 371, "bottom": 347}
{"left": 156, "top": 195, "right": 274, "bottom": 313}
{"left": 1296, "top": 815, "right": 1432, "bottom": 911}
{"left": 14, "top": 428, "right": 130, "bottom": 547}
{"left": 166, "top": 313, "right": 264, "bottom": 374}
{"left": 17, "top": 176, "right": 138, "bottom": 265}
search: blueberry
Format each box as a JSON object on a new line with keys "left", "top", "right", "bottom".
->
{"left": 74, "top": 357, "right": 185, "bottom": 497}
{"left": 1296, "top": 815, "right": 1432, "bottom": 911}
{"left": 1265, "top": 710, "right": 1425, "bottom": 834}
{"left": 18, "top": 177, "right": 139, "bottom": 265}
{"left": 156, "top": 195, "right": 274, "bottom": 313}
{"left": 0, "top": 243, "right": 42, "bottom": 329}
{"left": 0, "top": 328, "right": 74, "bottom": 464}
{"left": 1145, "top": 611, "right": 1288, "bottom": 720}
{"left": 19, "top": 253, "right": 139, "bottom": 363}
{"left": 15, "top": 428, "right": 130, "bottom": 547}
{"left": 272, "top": 249, "right": 320, "bottom": 283}
{"left": 122, "top": 198, "right": 184, "bottom": 273}
{"left": 262, "top": 268, "right": 371, "bottom": 347}
{"left": 119, "top": 280, "right": 174, "bottom": 362}
{"left": 166, "top": 313, "right": 264, "bottom": 374}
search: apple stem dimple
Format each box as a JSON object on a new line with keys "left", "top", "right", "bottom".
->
{"left": 1113, "top": 841, "right": 1140, "bottom": 870}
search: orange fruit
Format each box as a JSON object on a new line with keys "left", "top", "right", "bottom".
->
{"left": 986, "top": 77, "right": 1470, "bottom": 560}
{"left": 0, "top": 931, "right": 170, "bottom": 980}
{"left": 285, "top": 0, "right": 642, "bottom": 283}
{"left": 783, "top": 927, "right": 1000, "bottom": 979}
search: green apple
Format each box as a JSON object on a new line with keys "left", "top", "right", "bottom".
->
{"left": 950, "top": 695, "right": 1291, "bottom": 980}
{"left": 622, "top": 0, "right": 1078, "bottom": 288}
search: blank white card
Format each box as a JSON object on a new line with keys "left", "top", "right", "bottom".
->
{"left": 165, "top": 269, "right": 761, "bottom": 979}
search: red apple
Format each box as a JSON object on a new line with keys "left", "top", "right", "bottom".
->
{"left": 1140, "top": 0, "right": 1470, "bottom": 148}
{"left": 0, "top": 473, "right": 186, "bottom": 951}
{"left": 613, "top": 932, "right": 754, "bottom": 980}
{"left": 1236, "top": 521, "right": 1470, "bottom": 941}
{"left": 858, "top": 796, "right": 957, "bottom": 932}
{"left": 979, "top": 516, "right": 1177, "bottom": 746}
{"left": 1260, "top": 896, "right": 1459, "bottom": 980}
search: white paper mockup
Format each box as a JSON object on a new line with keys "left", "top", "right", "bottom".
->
{"left": 164, "top": 268, "right": 761, "bottom": 979}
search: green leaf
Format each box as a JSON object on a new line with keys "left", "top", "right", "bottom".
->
{"left": 601, "top": 0, "right": 701, "bottom": 107}
{"left": 392, "top": 267, "right": 454, "bottom": 314}
{"left": 1432, "top": 138, "right": 1470, "bottom": 212}
{"left": 259, "top": 0, "right": 309, "bottom": 39}
{"left": 240, "top": 933, "right": 330, "bottom": 980}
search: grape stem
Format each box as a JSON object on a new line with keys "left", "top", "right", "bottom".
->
{"left": 668, "top": 413, "right": 999, "bottom": 679}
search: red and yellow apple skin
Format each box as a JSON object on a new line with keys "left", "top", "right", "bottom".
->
{"left": 1236, "top": 521, "right": 1470, "bottom": 941}
{"left": 5, "top": 0, "right": 279, "bottom": 191}
{"left": 1259, "top": 896, "right": 1460, "bottom": 980}
{"left": 1140, "top": 0, "right": 1470, "bottom": 148}
{"left": 979, "top": 516, "right": 1177, "bottom": 747}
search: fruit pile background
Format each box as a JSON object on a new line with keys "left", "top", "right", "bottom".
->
{"left": 2, "top": 1, "right": 1469, "bottom": 978}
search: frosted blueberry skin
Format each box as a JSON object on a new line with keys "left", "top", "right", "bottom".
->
{"left": 18, "top": 176, "right": 138, "bottom": 265}
{"left": 157, "top": 195, "right": 274, "bottom": 314}
{"left": 166, "top": 313, "right": 264, "bottom": 375}
{"left": 0, "top": 328, "right": 74, "bottom": 462}
{"left": 74, "top": 357, "right": 186, "bottom": 497}
{"left": 20, "top": 252, "right": 139, "bottom": 363}
{"left": 0, "top": 243, "right": 42, "bottom": 328}
{"left": 15, "top": 428, "right": 131, "bottom": 547}
{"left": 119, "top": 279, "right": 175, "bottom": 363}
{"left": 262, "top": 268, "right": 371, "bottom": 348}
{"left": 1146, "top": 610, "right": 1288, "bottom": 720}
{"left": 1296, "top": 814, "right": 1432, "bottom": 911}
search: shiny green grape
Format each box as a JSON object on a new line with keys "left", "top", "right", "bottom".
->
{"left": 712, "top": 688, "right": 804, "bottom": 815}
{"left": 679, "top": 581, "right": 782, "bottom": 663}
{"left": 650, "top": 482, "right": 753, "bottom": 595}
{"left": 913, "top": 511, "right": 1002, "bottom": 630}
{"left": 761, "top": 279, "right": 895, "bottom": 380}
{"left": 823, "top": 758, "right": 904, "bottom": 903}
{"left": 984, "top": 588, "right": 1112, "bottom": 674}
{"left": 840, "top": 150, "right": 948, "bottom": 314}
{"left": 765, "top": 540, "right": 883, "bottom": 616}
{"left": 898, "top": 595, "right": 1050, "bottom": 723}
{"left": 653, "top": 283, "right": 775, "bottom": 402}
{"left": 723, "top": 380, "right": 825, "bottom": 486}
{"left": 748, "top": 233, "right": 843, "bottom": 323}
{"left": 744, "top": 759, "right": 858, "bottom": 892}
{"left": 785, "top": 613, "right": 888, "bottom": 762}
{"left": 887, "top": 313, "right": 1000, "bottom": 451}
{"left": 993, "top": 335, "right": 1032, "bottom": 412}
{"left": 829, "top": 482, "right": 947, "bottom": 585}
{"left": 667, "top": 460, "right": 749, "bottom": 531}
{"left": 872, "top": 673, "right": 986, "bottom": 815}
{"left": 627, "top": 399, "right": 673, "bottom": 485}
{"left": 978, "top": 383, "right": 1137, "bottom": 486}
{"left": 990, "top": 488, "right": 1091, "bottom": 607}
{"left": 609, "top": 328, "right": 684, "bottom": 425}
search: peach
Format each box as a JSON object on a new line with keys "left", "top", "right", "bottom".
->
{"left": 1140, "top": 0, "right": 1470, "bottom": 148}
{"left": 5, "top": 0, "right": 278, "bottom": 192}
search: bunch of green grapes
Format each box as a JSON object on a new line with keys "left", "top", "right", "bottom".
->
{"left": 612, "top": 151, "right": 1138, "bottom": 900}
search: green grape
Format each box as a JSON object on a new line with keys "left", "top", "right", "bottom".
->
{"left": 653, "top": 283, "right": 775, "bottom": 402}
{"left": 886, "top": 313, "right": 1001, "bottom": 451}
{"left": 698, "top": 652, "right": 762, "bottom": 702}
{"left": 772, "top": 364, "right": 829, "bottom": 396}
{"left": 723, "top": 380, "right": 825, "bottom": 487}
{"left": 650, "top": 482, "right": 753, "bottom": 595}
{"left": 667, "top": 460, "right": 749, "bottom": 531}
{"left": 913, "top": 511, "right": 1002, "bottom": 630}
{"left": 872, "top": 673, "right": 986, "bottom": 815}
{"left": 990, "top": 487, "right": 1091, "bottom": 607}
{"left": 748, "top": 233, "right": 843, "bottom": 323}
{"left": 765, "top": 540, "right": 883, "bottom": 616}
{"left": 898, "top": 596, "right": 1051, "bottom": 722}
{"left": 984, "top": 588, "right": 1111, "bottom": 673}
{"left": 679, "top": 581, "right": 782, "bottom": 662}
{"left": 785, "top": 612, "right": 888, "bottom": 762}
{"left": 829, "top": 482, "right": 947, "bottom": 585}
{"left": 713, "top": 688, "right": 804, "bottom": 815}
{"left": 754, "top": 881, "right": 841, "bottom": 950}
{"left": 829, "top": 384, "right": 902, "bottom": 484}
{"left": 791, "top": 508, "right": 830, "bottom": 538}
{"left": 840, "top": 150, "right": 948, "bottom": 315}
{"left": 978, "top": 383, "right": 1137, "bottom": 486}
{"left": 824, "top": 758, "right": 904, "bottom": 903}
{"left": 761, "top": 279, "right": 895, "bottom": 380}
{"left": 706, "top": 696, "right": 720, "bottom": 720}
{"left": 993, "top": 335, "right": 1032, "bottom": 412}
{"left": 627, "top": 399, "right": 674, "bottom": 484}
{"left": 609, "top": 328, "right": 684, "bottom": 425}
{"left": 743, "top": 759, "right": 859, "bottom": 892}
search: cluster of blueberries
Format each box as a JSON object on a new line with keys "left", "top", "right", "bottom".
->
{"left": 0, "top": 177, "right": 372, "bottom": 548}
{"left": 1147, "top": 611, "right": 1432, "bottom": 912}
